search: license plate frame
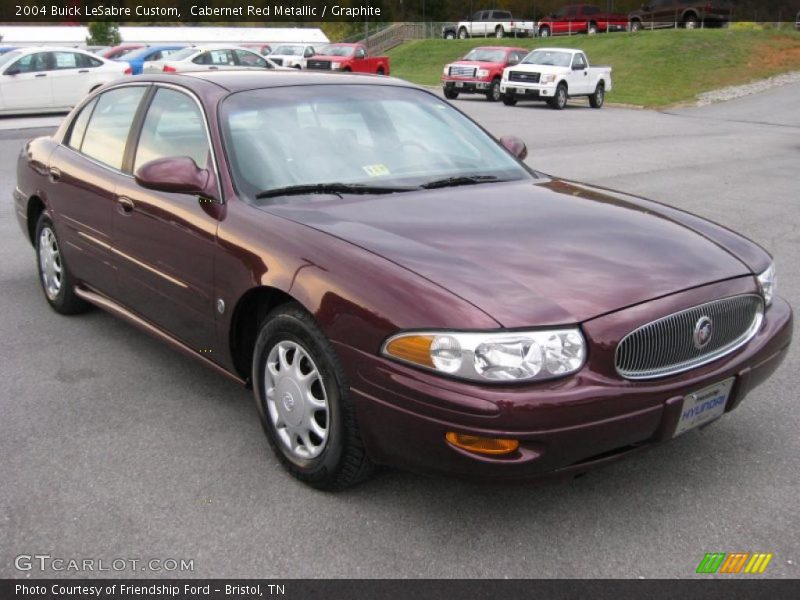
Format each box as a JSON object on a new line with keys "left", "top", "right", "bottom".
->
{"left": 673, "top": 378, "right": 734, "bottom": 438}
{"left": 455, "top": 81, "right": 464, "bottom": 88}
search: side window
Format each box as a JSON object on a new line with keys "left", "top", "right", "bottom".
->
{"left": 572, "top": 54, "right": 587, "bottom": 69}
{"left": 9, "top": 52, "right": 50, "bottom": 73}
{"left": 194, "top": 50, "right": 234, "bottom": 65}
{"left": 470, "top": 11, "right": 482, "bottom": 20}
{"left": 81, "top": 86, "right": 146, "bottom": 170}
{"left": 234, "top": 50, "right": 266, "bottom": 68}
{"left": 133, "top": 88, "right": 210, "bottom": 173}
{"left": 66, "top": 97, "right": 98, "bottom": 150}
{"left": 149, "top": 51, "right": 163, "bottom": 61}
{"left": 82, "top": 55, "right": 104, "bottom": 68}
{"left": 52, "top": 52, "right": 81, "bottom": 70}
{"left": 354, "top": 47, "right": 366, "bottom": 59}
{"left": 304, "top": 47, "right": 314, "bottom": 58}
{"left": 162, "top": 49, "right": 181, "bottom": 58}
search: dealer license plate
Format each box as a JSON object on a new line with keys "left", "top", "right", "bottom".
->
{"left": 515, "top": 87, "right": 526, "bottom": 94}
{"left": 673, "top": 378, "right": 734, "bottom": 437}
{"left": 455, "top": 82, "right": 464, "bottom": 88}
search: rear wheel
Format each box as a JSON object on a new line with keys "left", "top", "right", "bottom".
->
{"left": 549, "top": 83, "right": 568, "bottom": 110}
{"left": 684, "top": 14, "right": 699, "bottom": 29}
{"left": 444, "top": 88, "right": 459, "bottom": 100}
{"left": 458, "top": 27, "right": 469, "bottom": 39}
{"left": 539, "top": 26, "right": 551, "bottom": 38}
{"left": 35, "top": 214, "right": 89, "bottom": 315}
{"left": 376, "top": 67, "right": 385, "bottom": 76}
{"left": 502, "top": 94, "right": 517, "bottom": 106}
{"left": 630, "top": 20, "right": 642, "bottom": 32}
{"left": 589, "top": 82, "right": 605, "bottom": 108}
{"left": 252, "top": 304, "right": 373, "bottom": 490}
{"left": 487, "top": 78, "right": 502, "bottom": 102}
{"left": 588, "top": 22, "right": 598, "bottom": 34}
{"left": 495, "top": 26, "right": 505, "bottom": 38}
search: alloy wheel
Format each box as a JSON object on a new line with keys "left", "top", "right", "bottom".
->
{"left": 264, "top": 340, "right": 329, "bottom": 460}
{"left": 39, "top": 227, "right": 62, "bottom": 300}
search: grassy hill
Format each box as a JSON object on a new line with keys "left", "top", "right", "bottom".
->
{"left": 386, "top": 28, "right": 800, "bottom": 107}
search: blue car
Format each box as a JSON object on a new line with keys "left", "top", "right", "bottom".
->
{"left": 116, "top": 44, "right": 187, "bottom": 75}
{"left": 0, "top": 46, "right": 18, "bottom": 55}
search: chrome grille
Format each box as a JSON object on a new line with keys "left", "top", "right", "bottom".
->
{"left": 509, "top": 71, "right": 540, "bottom": 83}
{"left": 307, "top": 59, "right": 332, "bottom": 70}
{"left": 449, "top": 65, "right": 476, "bottom": 77}
{"left": 615, "top": 294, "right": 764, "bottom": 380}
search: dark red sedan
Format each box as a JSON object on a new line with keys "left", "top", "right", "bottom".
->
{"left": 15, "top": 72, "right": 792, "bottom": 489}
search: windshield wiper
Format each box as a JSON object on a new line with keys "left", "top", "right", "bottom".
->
{"left": 255, "top": 182, "right": 415, "bottom": 199}
{"left": 420, "top": 175, "right": 501, "bottom": 189}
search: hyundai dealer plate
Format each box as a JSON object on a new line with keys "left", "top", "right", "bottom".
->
{"left": 674, "top": 378, "right": 734, "bottom": 437}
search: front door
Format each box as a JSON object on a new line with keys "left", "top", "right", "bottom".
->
{"left": 0, "top": 51, "right": 53, "bottom": 111}
{"left": 568, "top": 52, "right": 591, "bottom": 94}
{"left": 113, "top": 86, "right": 220, "bottom": 353}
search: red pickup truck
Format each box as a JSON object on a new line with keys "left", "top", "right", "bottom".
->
{"left": 537, "top": 3, "right": 628, "bottom": 37}
{"left": 442, "top": 46, "right": 529, "bottom": 102}
{"left": 305, "top": 43, "right": 390, "bottom": 75}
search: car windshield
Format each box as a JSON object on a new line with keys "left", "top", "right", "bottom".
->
{"left": 166, "top": 48, "right": 199, "bottom": 61}
{"left": 273, "top": 45, "right": 304, "bottom": 56}
{"left": 522, "top": 50, "right": 572, "bottom": 67}
{"left": 0, "top": 50, "right": 23, "bottom": 68}
{"left": 463, "top": 48, "right": 507, "bottom": 63}
{"left": 220, "top": 85, "right": 534, "bottom": 203}
{"left": 317, "top": 45, "right": 355, "bottom": 57}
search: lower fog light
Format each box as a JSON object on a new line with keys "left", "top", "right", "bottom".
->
{"left": 445, "top": 432, "right": 519, "bottom": 455}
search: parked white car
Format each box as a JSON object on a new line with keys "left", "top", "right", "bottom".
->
{"left": 456, "top": 9, "right": 536, "bottom": 39}
{"left": 267, "top": 44, "right": 317, "bottom": 69}
{"left": 142, "top": 46, "right": 280, "bottom": 74}
{"left": 0, "top": 47, "right": 127, "bottom": 115}
{"left": 500, "top": 48, "right": 612, "bottom": 109}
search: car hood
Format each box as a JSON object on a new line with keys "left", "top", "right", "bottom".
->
{"left": 261, "top": 179, "right": 754, "bottom": 327}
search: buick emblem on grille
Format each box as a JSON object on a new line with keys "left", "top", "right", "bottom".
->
{"left": 693, "top": 316, "right": 713, "bottom": 349}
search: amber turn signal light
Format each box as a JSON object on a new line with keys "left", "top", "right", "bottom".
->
{"left": 445, "top": 432, "right": 519, "bottom": 456}
{"left": 384, "top": 335, "right": 435, "bottom": 368}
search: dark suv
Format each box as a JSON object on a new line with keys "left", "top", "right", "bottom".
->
{"left": 629, "top": 0, "right": 733, "bottom": 31}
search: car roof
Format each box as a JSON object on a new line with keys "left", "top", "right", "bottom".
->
{"left": 9, "top": 46, "right": 101, "bottom": 54}
{"left": 135, "top": 70, "right": 416, "bottom": 93}
{"left": 470, "top": 46, "right": 526, "bottom": 51}
{"left": 533, "top": 47, "right": 581, "bottom": 53}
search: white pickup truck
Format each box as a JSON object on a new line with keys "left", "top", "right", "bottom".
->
{"left": 500, "top": 48, "right": 612, "bottom": 110}
{"left": 453, "top": 10, "right": 536, "bottom": 39}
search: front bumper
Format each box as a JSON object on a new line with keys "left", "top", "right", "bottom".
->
{"left": 337, "top": 285, "right": 792, "bottom": 482}
{"left": 501, "top": 81, "right": 557, "bottom": 98}
{"left": 442, "top": 79, "right": 493, "bottom": 93}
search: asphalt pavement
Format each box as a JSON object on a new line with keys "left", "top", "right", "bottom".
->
{"left": 1, "top": 84, "right": 798, "bottom": 579}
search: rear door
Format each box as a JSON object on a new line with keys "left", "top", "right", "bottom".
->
{"left": 192, "top": 49, "right": 236, "bottom": 70}
{"left": 47, "top": 85, "right": 149, "bottom": 296}
{"left": 113, "top": 85, "right": 220, "bottom": 352}
{"left": 232, "top": 49, "right": 269, "bottom": 69}
{"left": 0, "top": 51, "right": 53, "bottom": 110}
{"left": 48, "top": 51, "right": 103, "bottom": 107}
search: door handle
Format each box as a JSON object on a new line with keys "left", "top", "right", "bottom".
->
{"left": 48, "top": 166, "right": 61, "bottom": 181}
{"left": 208, "top": 66, "right": 219, "bottom": 70}
{"left": 117, "top": 196, "right": 135, "bottom": 215}
{"left": 35, "top": 73, "right": 47, "bottom": 78}
{"left": 78, "top": 69, "right": 89, "bottom": 74}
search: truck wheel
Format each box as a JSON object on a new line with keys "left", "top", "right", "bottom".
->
{"left": 487, "top": 78, "right": 502, "bottom": 102}
{"left": 502, "top": 94, "right": 517, "bottom": 106}
{"left": 630, "top": 20, "right": 642, "bottom": 32}
{"left": 588, "top": 23, "right": 598, "bottom": 35}
{"left": 684, "top": 14, "right": 699, "bottom": 29}
{"left": 444, "top": 88, "right": 459, "bottom": 100}
{"left": 539, "top": 26, "right": 551, "bottom": 38}
{"left": 445, "top": 31, "right": 456, "bottom": 39}
{"left": 549, "top": 83, "right": 568, "bottom": 110}
{"left": 495, "top": 26, "right": 505, "bottom": 38}
{"left": 342, "top": 67, "right": 351, "bottom": 72}
{"left": 252, "top": 303, "right": 374, "bottom": 490}
{"left": 589, "top": 82, "right": 605, "bottom": 108}
{"left": 458, "top": 27, "right": 469, "bottom": 39}
{"left": 376, "top": 67, "right": 385, "bottom": 76}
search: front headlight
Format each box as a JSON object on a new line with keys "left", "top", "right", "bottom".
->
{"left": 757, "top": 262, "right": 776, "bottom": 306}
{"left": 331, "top": 62, "right": 341, "bottom": 70}
{"left": 476, "top": 68, "right": 490, "bottom": 78}
{"left": 382, "top": 329, "right": 586, "bottom": 382}
{"left": 541, "top": 74, "right": 557, "bottom": 83}
{"left": 443, "top": 64, "right": 450, "bottom": 75}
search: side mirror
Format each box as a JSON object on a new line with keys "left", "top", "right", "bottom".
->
{"left": 135, "top": 156, "right": 212, "bottom": 196}
{"left": 500, "top": 136, "right": 527, "bottom": 160}
{"left": 5, "top": 67, "right": 20, "bottom": 76}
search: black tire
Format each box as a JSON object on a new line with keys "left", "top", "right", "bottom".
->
{"left": 443, "top": 88, "right": 459, "bottom": 100}
{"left": 495, "top": 26, "right": 505, "bottom": 38}
{"left": 539, "top": 26, "right": 551, "bottom": 38}
{"left": 445, "top": 31, "right": 456, "bottom": 40}
{"left": 376, "top": 67, "right": 385, "bottom": 76}
{"left": 588, "top": 22, "right": 598, "bottom": 35}
{"left": 252, "top": 304, "right": 373, "bottom": 490}
{"left": 458, "top": 27, "right": 469, "bottom": 39}
{"left": 342, "top": 67, "right": 352, "bottom": 72}
{"left": 630, "top": 20, "right": 642, "bottom": 32}
{"left": 589, "top": 82, "right": 605, "bottom": 108}
{"left": 486, "top": 78, "right": 502, "bottom": 102}
{"left": 549, "top": 83, "right": 568, "bottom": 110}
{"left": 502, "top": 94, "right": 517, "bottom": 106}
{"left": 35, "top": 214, "right": 89, "bottom": 315}
{"left": 684, "top": 14, "right": 699, "bottom": 29}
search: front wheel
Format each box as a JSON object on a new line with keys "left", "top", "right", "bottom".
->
{"left": 588, "top": 23, "right": 598, "bottom": 34}
{"left": 539, "top": 26, "right": 551, "bottom": 38}
{"left": 445, "top": 31, "right": 456, "bottom": 40}
{"left": 630, "top": 20, "right": 642, "bottom": 32}
{"left": 684, "top": 16, "right": 699, "bottom": 29}
{"left": 487, "top": 78, "right": 502, "bottom": 102}
{"left": 35, "top": 214, "right": 89, "bottom": 315}
{"left": 443, "top": 88, "right": 459, "bottom": 100}
{"left": 589, "top": 82, "right": 605, "bottom": 108}
{"left": 252, "top": 304, "right": 373, "bottom": 490}
{"left": 549, "top": 83, "right": 568, "bottom": 110}
{"left": 502, "top": 94, "right": 517, "bottom": 106}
